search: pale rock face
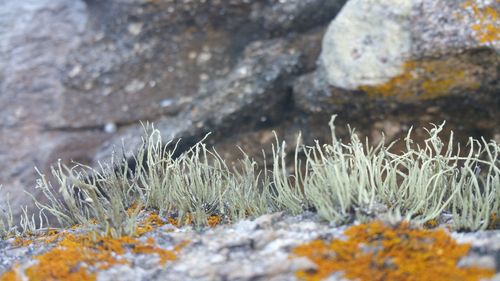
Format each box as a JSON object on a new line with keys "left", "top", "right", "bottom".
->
{"left": 320, "top": 0, "right": 413, "bottom": 89}
{"left": 320, "top": 0, "right": 499, "bottom": 91}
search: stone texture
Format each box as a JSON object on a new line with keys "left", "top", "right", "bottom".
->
{"left": 321, "top": 0, "right": 413, "bottom": 90}
{"left": 95, "top": 38, "right": 302, "bottom": 162}
{"left": 0, "top": 0, "right": 90, "bottom": 212}
{"left": 1, "top": 213, "right": 499, "bottom": 281}
{"left": 320, "top": 0, "right": 499, "bottom": 96}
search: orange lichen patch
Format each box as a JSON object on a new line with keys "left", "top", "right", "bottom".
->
{"left": 168, "top": 213, "right": 193, "bottom": 227}
{"left": 0, "top": 268, "right": 20, "bottom": 281}
{"left": 13, "top": 237, "right": 32, "bottom": 247}
{"left": 292, "top": 221, "right": 495, "bottom": 281}
{"left": 126, "top": 201, "right": 144, "bottom": 216}
{"left": 41, "top": 231, "right": 64, "bottom": 245}
{"left": 46, "top": 229, "right": 59, "bottom": 236}
{"left": 136, "top": 212, "right": 166, "bottom": 236}
{"left": 167, "top": 217, "right": 178, "bottom": 227}
{"left": 463, "top": 1, "right": 500, "bottom": 44}
{"left": 24, "top": 237, "right": 101, "bottom": 281}
{"left": 132, "top": 237, "right": 188, "bottom": 265}
{"left": 12, "top": 228, "right": 64, "bottom": 247}
{"left": 167, "top": 213, "right": 222, "bottom": 228}
{"left": 207, "top": 215, "right": 221, "bottom": 228}
{"left": 1, "top": 231, "right": 185, "bottom": 281}
{"left": 359, "top": 59, "right": 481, "bottom": 101}
{"left": 70, "top": 224, "right": 81, "bottom": 230}
{"left": 423, "top": 218, "right": 439, "bottom": 229}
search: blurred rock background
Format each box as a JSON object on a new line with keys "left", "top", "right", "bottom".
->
{"left": 0, "top": 0, "right": 498, "bottom": 220}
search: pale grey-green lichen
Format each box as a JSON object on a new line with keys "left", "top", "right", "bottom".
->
{"left": 1, "top": 116, "right": 498, "bottom": 238}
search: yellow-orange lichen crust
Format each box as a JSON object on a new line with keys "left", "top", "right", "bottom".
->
{"left": 359, "top": 58, "right": 482, "bottom": 101}
{"left": 0, "top": 268, "right": 20, "bottom": 281}
{"left": 0, "top": 232, "right": 186, "bottom": 281}
{"left": 207, "top": 215, "right": 221, "bottom": 228}
{"left": 293, "top": 221, "right": 495, "bottom": 281}
{"left": 463, "top": 0, "right": 500, "bottom": 45}
{"left": 489, "top": 212, "right": 500, "bottom": 230}
{"left": 168, "top": 213, "right": 193, "bottom": 227}
{"left": 136, "top": 212, "right": 166, "bottom": 236}
{"left": 0, "top": 212, "right": 188, "bottom": 281}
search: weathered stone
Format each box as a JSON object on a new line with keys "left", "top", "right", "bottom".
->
{"left": 95, "top": 38, "right": 302, "bottom": 162}
{"left": 320, "top": 0, "right": 499, "bottom": 98}
{"left": 1, "top": 213, "right": 499, "bottom": 280}
{"left": 55, "top": 0, "right": 345, "bottom": 129}
{"left": 0, "top": 0, "right": 89, "bottom": 218}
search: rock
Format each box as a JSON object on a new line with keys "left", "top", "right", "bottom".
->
{"left": 0, "top": 0, "right": 90, "bottom": 219}
{"left": 321, "top": 0, "right": 413, "bottom": 90}
{"left": 2, "top": 0, "right": 498, "bottom": 230}
{"left": 92, "top": 213, "right": 349, "bottom": 281}
{"left": 2, "top": 213, "right": 499, "bottom": 281}
{"left": 320, "top": 0, "right": 499, "bottom": 98}
{"left": 94, "top": 38, "right": 302, "bottom": 162}
{"left": 295, "top": 0, "right": 500, "bottom": 104}
{"left": 56, "top": 0, "right": 345, "bottom": 129}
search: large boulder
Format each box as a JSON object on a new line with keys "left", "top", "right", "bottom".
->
{"left": 294, "top": 0, "right": 499, "bottom": 146}
{"left": 320, "top": 0, "right": 499, "bottom": 98}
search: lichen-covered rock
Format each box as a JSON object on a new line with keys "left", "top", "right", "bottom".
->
{"left": 318, "top": 0, "right": 499, "bottom": 101}
{"left": 2, "top": 0, "right": 498, "bottom": 230}
{"left": 1, "top": 213, "right": 499, "bottom": 281}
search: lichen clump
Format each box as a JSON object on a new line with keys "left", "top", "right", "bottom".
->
{"left": 293, "top": 221, "right": 495, "bottom": 281}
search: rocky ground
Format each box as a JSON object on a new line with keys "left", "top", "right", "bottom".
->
{"left": 1, "top": 212, "right": 499, "bottom": 281}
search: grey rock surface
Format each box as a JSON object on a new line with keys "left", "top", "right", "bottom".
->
{"left": 320, "top": 0, "right": 499, "bottom": 92}
{"left": 0, "top": 0, "right": 93, "bottom": 211}
{"left": 95, "top": 38, "right": 301, "bottom": 162}
{"left": 1, "top": 213, "right": 499, "bottom": 281}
